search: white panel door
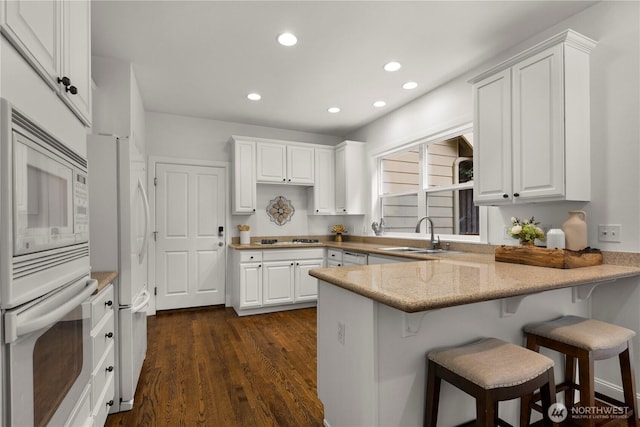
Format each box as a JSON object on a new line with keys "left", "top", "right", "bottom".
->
{"left": 155, "top": 163, "right": 226, "bottom": 310}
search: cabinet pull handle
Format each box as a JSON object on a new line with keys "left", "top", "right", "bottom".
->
{"left": 57, "top": 76, "right": 71, "bottom": 87}
{"left": 513, "top": 193, "right": 520, "bottom": 197}
{"left": 106, "top": 400, "right": 114, "bottom": 407}
{"left": 502, "top": 194, "right": 509, "bottom": 198}
{"left": 105, "top": 300, "right": 113, "bottom": 307}
{"left": 66, "top": 85, "right": 78, "bottom": 95}
{"left": 105, "top": 332, "right": 114, "bottom": 339}
{"left": 106, "top": 366, "right": 114, "bottom": 372}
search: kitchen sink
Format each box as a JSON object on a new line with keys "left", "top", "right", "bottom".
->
{"left": 377, "top": 247, "right": 461, "bottom": 255}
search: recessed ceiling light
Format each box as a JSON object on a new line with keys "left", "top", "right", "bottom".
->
{"left": 277, "top": 32, "right": 298, "bottom": 47}
{"left": 327, "top": 107, "right": 341, "bottom": 113}
{"left": 384, "top": 61, "right": 401, "bottom": 72}
{"left": 402, "top": 81, "right": 418, "bottom": 90}
{"left": 373, "top": 101, "right": 386, "bottom": 108}
{"left": 247, "top": 93, "right": 261, "bottom": 101}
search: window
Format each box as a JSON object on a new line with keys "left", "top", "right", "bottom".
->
{"left": 378, "top": 127, "right": 481, "bottom": 240}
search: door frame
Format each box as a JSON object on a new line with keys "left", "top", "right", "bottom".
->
{"left": 147, "top": 156, "right": 230, "bottom": 315}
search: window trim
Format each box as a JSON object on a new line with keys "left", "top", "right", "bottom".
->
{"left": 375, "top": 122, "right": 487, "bottom": 243}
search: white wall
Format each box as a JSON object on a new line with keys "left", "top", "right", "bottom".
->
{"left": 349, "top": 1, "right": 640, "bottom": 252}
{"left": 145, "top": 112, "right": 360, "bottom": 238}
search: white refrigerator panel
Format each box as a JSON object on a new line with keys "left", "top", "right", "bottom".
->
{"left": 117, "top": 289, "right": 149, "bottom": 410}
{"left": 88, "top": 136, "right": 149, "bottom": 306}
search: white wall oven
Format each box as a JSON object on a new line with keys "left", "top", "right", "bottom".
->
{"left": 1, "top": 98, "right": 95, "bottom": 425}
{"left": 1, "top": 98, "right": 90, "bottom": 309}
{"left": 4, "top": 275, "right": 97, "bottom": 426}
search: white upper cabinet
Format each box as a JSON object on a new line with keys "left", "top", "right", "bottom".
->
{"left": 308, "top": 147, "right": 335, "bottom": 215}
{"left": 256, "top": 142, "right": 287, "bottom": 182}
{"left": 471, "top": 30, "right": 596, "bottom": 205}
{"left": 2, "top": 0, "right": 92, "bottom": 126}
{"left": 256, "top": 142, "right": 315, "bottom": 185}
{"left": 231, "top": 137, "right": 257, "bottom": 214}
{"left": 335, "top": 140, "right": 366, "bottom": 214}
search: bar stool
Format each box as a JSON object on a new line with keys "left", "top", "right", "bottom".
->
{"left": 523, "top": 315, "right": 639, "bottom": 427}
{"left": 425, "top": 337, "right": 558, "bottom": 426}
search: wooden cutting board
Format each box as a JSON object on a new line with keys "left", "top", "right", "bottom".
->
{"left": 495, "top": 245, "right": 602, "bottom": 269}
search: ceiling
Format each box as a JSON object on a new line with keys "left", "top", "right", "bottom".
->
{"left": 91, "top": 1, "right": 596, "bottom": 137}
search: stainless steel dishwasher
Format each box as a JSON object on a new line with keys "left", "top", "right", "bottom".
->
{"left": 342, "top": 251, "right": 368, "bottom": 266}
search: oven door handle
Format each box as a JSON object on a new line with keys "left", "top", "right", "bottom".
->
{"left": 131, "top": 289, "right": 151, "bottom": 313}
{"left": 4, "top": 277, "right": 98, "bottom": 343}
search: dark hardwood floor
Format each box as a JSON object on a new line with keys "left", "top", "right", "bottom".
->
{"left": 105, "top": 306, "right": 324, "bottom": 427}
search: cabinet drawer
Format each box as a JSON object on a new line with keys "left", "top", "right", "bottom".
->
{"left": 92, "top": 373, "right": 115, "bottom": 426}
{"left": 263, "top": 248, "right": 325, "bottom": 261}
{"left": 92, "top": 310, "right": 115, "bottom": 367}
{"left": 240, "top": 251, "right": 262, "bottom": 262}
{"left": 327, "top": 249, "right": 342, "bottom": 262}
{"left": 92, "top": 342, "right": 115, "bottom": 410}
{"left": 327, "top": 260, "right": 343, "bottom": 268}
{"left": 91, "top": 285, "right": 114, "bottom": 329}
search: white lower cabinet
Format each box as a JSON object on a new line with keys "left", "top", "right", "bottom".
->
{"left": 233, "top": 248, "right": 324, "bottom": 315}
{"left": 89, "top": 283, "right": 116, "bottom": 426}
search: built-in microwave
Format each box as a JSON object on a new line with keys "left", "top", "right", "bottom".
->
{"left": 12, "top": 129, "right": 89, "bottom": 255}
{"left": 1, "top": 99, "right": 91, "bottom": 308}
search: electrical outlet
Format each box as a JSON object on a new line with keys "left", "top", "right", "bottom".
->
{"left": 337, "top": 321, "right": 346, "bottom": 345}
{"left": 598, "top": 224, "right": 621, "bottom": 242}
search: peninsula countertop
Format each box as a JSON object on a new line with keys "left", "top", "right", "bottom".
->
{"left": 308, "top": 253, "right": 640, "bottom": 313}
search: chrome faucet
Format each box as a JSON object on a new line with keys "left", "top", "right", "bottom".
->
{"left": 415, "top": 216, "right": 440, "bottom": 249}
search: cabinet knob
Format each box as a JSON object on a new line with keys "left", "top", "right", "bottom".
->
{"left": 106, "top": 400, "right": 114, "bottom": 407}
{"left": 105, "top": 300, "right": 113, "bottom": 307}
{"left": 296, "top": 262, "right": 299, "bottom": 266}
{"left": 57, "top": 76, "right": 71, "bottom": 87}
{"left": 288, "top": 179, "right": 291, "bottom": 182}
{"left": 502, "top": 194, "right": 509, "bottom": 198}
{"left": 105, "top": 332, "right": 114, "bottom": 339}
{"left": 513, "top": 193, "right": 520, "bottom": 198}
{"left": 66, "top": 85, "right": 78, "bottom": 95}
{"left": 258, "top": 264, "right": 262, "bottom": 268}
{"left": 290, "top": 262, "right": 294, "bottom": 266}
{"left": 316, "top": 209, "right": 319, "bottom": 213}
{"left": 252, "top": 209, "right": 256, "bottom": 212}
{"left": 282, "top": 178, "right": 286, "bottom": 182}
{"left": 106, "top": 365, "right": 114, "bottom": 373}
{"left": 250, "top": 256, "right": 254, "bottom": 259}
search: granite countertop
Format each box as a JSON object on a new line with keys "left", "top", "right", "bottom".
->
{"left": 91, "top": 271, "right": 118, "bottom": 295}
{"left": 308, "top": 254, "right": 640, "bottom": 313}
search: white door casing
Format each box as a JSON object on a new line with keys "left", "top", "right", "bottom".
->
{"left": 155, "top": 163, "right": 226, "bottom": 310}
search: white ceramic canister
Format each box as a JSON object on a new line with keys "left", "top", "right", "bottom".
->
{"left": 546, "top": 229, "right": 566, "bottom": 249}
{"left": 240, "top": 230, "right": 250, "bottom": 245}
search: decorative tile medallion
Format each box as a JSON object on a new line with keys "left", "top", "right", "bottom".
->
{"left": 267, "top": 196, "right": 295, "bottom": 226}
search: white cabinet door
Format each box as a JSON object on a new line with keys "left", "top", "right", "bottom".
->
{"left": 335, "top": 141, "right": 366, "bottom": 214}
{"left": 239, "top": 262, "right": 262, "bottom": 308}
{"left": 310, "top": 147, "right": 335, "bottom": 214}
{"left": 256, "top": 142, "right": 286, "bottom": 183}
{"left": 295, "top": 259, "right": 323, "bottom": 302}
{"left": 262, "top": 261, "right": 294, "bottom": 306}
{"left": 335, "top": 145, "right": 347, "bottom": 212}
{"left": 473, "top": 69, "right": 512, "bottom": 204}
{"left": 512, "top": 44, "right": 564, "bottom": 201}
{"left": 61, "top": 0, "right": 91, "bottom": 125}
{"left": 2, "top": 0, "right": 61, "bottom": 86}
{"left": 287, "top": 145, "right": 314, "bottom": 184}
{"left": 232, "top": 139, "right": 256, "bottom": 214}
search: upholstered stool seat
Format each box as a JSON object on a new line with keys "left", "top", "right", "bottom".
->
{"left": 425, "top": 337, "right": 558, "bottom": 426}
{"left": 523, "top": 315, "right": 638, "bottom": 427}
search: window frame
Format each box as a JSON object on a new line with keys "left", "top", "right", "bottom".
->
{"left": 376, "top": 123, "right": 487, "bottom": 243}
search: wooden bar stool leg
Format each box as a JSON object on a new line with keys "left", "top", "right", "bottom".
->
{"left": 619, "top": 343, "right": 639, "bottom": 427}
{"left": 425, "top": 360, "right": 441, "bottom": 427}
{"left": 578, "top": 351, "right": 595, "bottom": 427}
{"left": 521, "top": 392, "right": 534, "bottom": 427}
{"left": 475, "top": 392, "right": 495, "bottom": 427}
{"left": 565, "top": 354, "right": 577, "bottom": 408}
{"left": 541, "top": 368, "right": 558, "bottom": 427}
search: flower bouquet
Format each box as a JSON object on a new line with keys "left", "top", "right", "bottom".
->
{"left": 508, "top": 216, "right": 545, "bottom": 246}
{"left": 331, "top": 224, "right": 347, "bottom": 242}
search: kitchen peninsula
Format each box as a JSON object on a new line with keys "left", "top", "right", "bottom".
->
{"left": 309, "top": 255, "right": 640, "bottom": 426}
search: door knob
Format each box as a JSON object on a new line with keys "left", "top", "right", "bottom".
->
{"left": 218, "top": 242, "right": 224, "bottom": 247}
